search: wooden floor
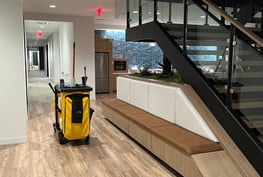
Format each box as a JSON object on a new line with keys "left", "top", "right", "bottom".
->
{"left": 0, "top": 70, "right": 178, "bottom": 177}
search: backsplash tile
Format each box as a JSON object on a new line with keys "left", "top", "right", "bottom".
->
{"left": 95, "top": 30, "right": 163, "bottom": 69}
{"left": 95, "top": 30, "right": 218, "bottom": 70}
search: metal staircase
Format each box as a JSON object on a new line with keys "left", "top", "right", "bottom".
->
{"left": 126, "top": 0, "right": 263, "bottom": 175}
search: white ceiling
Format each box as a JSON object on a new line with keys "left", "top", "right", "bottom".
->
{"left": 23, "top": 0, "right": 127, "bottom": 47}
{"left": 25, "top": 20, "right": 62, "bottom": 48}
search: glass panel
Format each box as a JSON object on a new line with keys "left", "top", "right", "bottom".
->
{"left": 157, "top": 1, "right": 185, "bottom": 48}
{"left": 231, "top": 38, "right": 263, "bottom": 135}
{"left": 186, "top": 2, "right": 231, "bottom": 103}
{"left": 188, "top": 5, "right": 207, "bottom": 26}
{"left": 141, "top": 0, "right": 154, "bottom": 24}
{"left": 157, "top": 1, "right": 169, "bottom": 23}
{"left": 171, "top": 3, "right": 184, "bottom": 24}
{"left": 186, "top": 1, "right": 263, "bottom": 142}
{"left": 129, "top": 0, "right": 139, "bottom": 27}
{"left": 157, "top": 2, "right": 184, "bottom": 24}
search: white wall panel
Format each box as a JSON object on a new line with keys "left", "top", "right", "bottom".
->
{"left": 176, "top": 89, "right": 218, "bottom": 142}
{"left": 148, "top": 83, "right": 177, "bottom": 123}
{"left": 117, "top": 77, "right": 130, "bottom": 103}
{"left": 130, "top": 80, "right": 149, "bottom": 111}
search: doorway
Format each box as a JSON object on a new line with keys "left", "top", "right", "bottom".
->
{"left": 28, "top": 47, "right": 45, "bottom": 71}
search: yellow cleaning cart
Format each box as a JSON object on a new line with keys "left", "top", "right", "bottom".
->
{"left": 49, "top": 83, "right": 94, "bottom": 144}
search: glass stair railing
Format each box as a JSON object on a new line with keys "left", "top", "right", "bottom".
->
{"left": 208, "top": 0, "right": 263, "bottom": 28}
{"left": 205, "top": 0, "right": 263, "bottom": 52}
{"left": 126, "top": 0, "right": 263, "bottom": 175}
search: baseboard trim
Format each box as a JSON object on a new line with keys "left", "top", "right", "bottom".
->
{"left": 0, "top": 136, "right": 27, "bottom": 145}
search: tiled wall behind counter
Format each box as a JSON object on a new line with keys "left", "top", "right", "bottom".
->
{"left": 95, "top": 30, "right": 163, "bottom": 69}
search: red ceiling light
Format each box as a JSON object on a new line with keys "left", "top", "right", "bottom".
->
{"left": 96, "top": 8, "right": 103, "bottom": 17}
{"left": 36, "top": 31, "right": 43, "bottom": 38}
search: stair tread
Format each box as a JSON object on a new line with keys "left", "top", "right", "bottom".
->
{"left": 244, "top": 119, "right": 263, "bottom": 128}
{"left": 242, "top": 115, "right": 263, "bottom": 121}
{"left": 215, "top": 86, "right": 263, "bottom": 94}
{"left": 240, "top": 86, "right": 263, "bottom": 92}
{"left": 215, "top": 72, "right": 263, "bottom": 78}
{"left": 196, "top": 60, "right": 263, "bottom": 66}
{"left": 163, "top": 23, "right": 225, "bottom": 32}
{"left": 232, "top": 101, "right": 263, "bottom": 109}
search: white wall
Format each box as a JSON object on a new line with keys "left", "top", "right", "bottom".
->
{"left": 0, "top": 0, "right": 27, "bottom": 145}
{"left": 24, "top": 13, "right": 96, "bottom": 100}
{"left": 73, "top": 16, "right": 95, "bottom": 96}
{"left": 48, "top": 32, "right": 61, "bottom": 82}
{"left": 59, "top": 22, "right": 73, "bottom": 79}
{"left": 44, "top": 45, "right": 48, "bottom": 77}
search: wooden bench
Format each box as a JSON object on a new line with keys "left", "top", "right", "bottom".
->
{"left": 101, "top": 99, "right": 223, "bottom": 177}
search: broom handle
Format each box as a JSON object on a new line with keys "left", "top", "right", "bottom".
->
{"left": 72, "top": 42, "right": 76, "bottom": 78}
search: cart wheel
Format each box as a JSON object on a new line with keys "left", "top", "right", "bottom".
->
{"left": 85, "top": 135, "right": 90, "bottom": 144}
{"left": 53, "top": 123, "right": 56, "bottom": 133}
{"left": 58, "top": 132, "right": 67, "bottom": 144}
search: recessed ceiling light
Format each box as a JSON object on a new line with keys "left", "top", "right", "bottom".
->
{"left": 49, "top": 5, "right": 56, "bottom": 8}
{"left": 200, "top": 15, "right": 206, "bottom": 18}
{"left": 132, "top": 10, "right": 138, "bottom": 14}
{"left": 37, "top": 22, "right": 49, "bottom": 25}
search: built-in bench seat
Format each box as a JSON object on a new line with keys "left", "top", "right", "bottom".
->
{"left": 102, "top": 98, "right": 223, "bottom": 176}
{"left": 103, "top": 99, "right": 170, "bottom": 127}
{"left": 102, "top": 98, "right": 222, "bottom": 154}
{"left": 151, "top": 125, "right": 222, "bottom": 155}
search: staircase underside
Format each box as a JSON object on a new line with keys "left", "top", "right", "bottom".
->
{"left": 126, "top": 21, "right": 263, "bottom": 176}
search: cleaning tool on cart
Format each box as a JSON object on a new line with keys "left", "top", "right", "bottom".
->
{"left": 81, "top": 66, "right": 87, "bottom": 86}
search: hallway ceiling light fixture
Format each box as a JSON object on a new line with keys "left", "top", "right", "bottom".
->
{"left": 37, "top": 21, "right": 49, "bottom": 25}
{"left": 49, "top": 4, "right": 56, "bottom": 8}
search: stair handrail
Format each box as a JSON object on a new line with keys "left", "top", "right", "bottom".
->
{"left": 202, "top": 0, "right": 263, "bottom": 48}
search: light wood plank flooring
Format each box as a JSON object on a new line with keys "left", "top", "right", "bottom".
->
{"left": 0, "top": 70, "right": 178, "bottom": 177}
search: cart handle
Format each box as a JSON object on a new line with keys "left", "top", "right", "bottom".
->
{"left": 48, "top": 83, "right": 56, "bottom": 94}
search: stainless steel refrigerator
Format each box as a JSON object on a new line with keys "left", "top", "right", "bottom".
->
{"left": 95, "top": 52, "right": 109, "bottom": 93}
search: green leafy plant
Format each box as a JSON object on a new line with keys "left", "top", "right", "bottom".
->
{"left": 133, "top": 65, "right": 152, "bottom": 77}
{"left": 132, "top": 63, "right": 183, "bottom": 83}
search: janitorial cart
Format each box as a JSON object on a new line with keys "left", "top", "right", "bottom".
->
{"left": 49, "top": 83, "right": 94, "bottom": 144}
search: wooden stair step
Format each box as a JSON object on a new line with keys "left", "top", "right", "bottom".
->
{"left": 243, "top": 119, "right": 263, "bottom": 128}
{"left": 232, "top": 101, "right": 263, "bottom": 109}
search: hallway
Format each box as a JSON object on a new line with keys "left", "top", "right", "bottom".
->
{"left": 0, "top": 71, "right": 178, "bottom": 177}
